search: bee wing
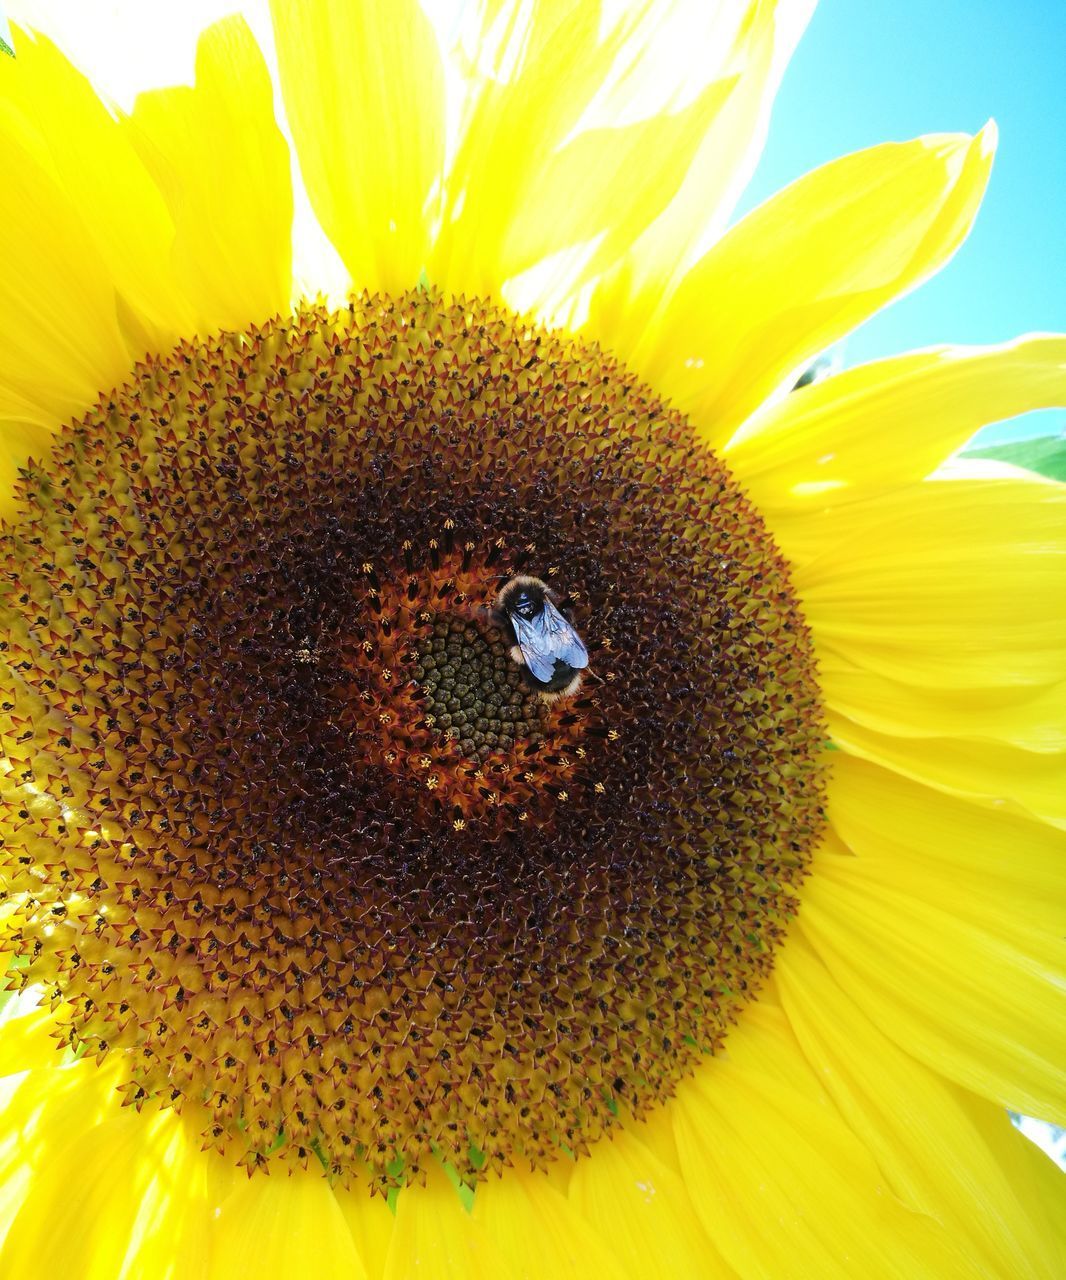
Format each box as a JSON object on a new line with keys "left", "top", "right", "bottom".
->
{"left": 543, "top": 599, "right": 589, "bottom": 670}
{"left": 512, "top": 600, "right": 588, "bottom": 682}
{"left": 510, "top": 612, "right": 559, "bottom": 682}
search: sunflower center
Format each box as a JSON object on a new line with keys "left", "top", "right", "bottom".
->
{"left": 413, "top": 617, "right": 548, "bottom": 758}
{"left": 0, "top": 292, "right": 826, "bottom": 1188}
{"left": 324, "top": 547, "right": 588, "bottom": 834}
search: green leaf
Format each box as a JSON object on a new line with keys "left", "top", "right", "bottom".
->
{"left": 0, "top": 35, "right": 13, "bottom": 59}
{"left": 963, "top": 434, "right": 1066, "bottom": 482}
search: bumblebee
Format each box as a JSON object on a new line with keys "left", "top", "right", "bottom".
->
{"left": 494, "top": 575, "right": 588, "bottom": 697}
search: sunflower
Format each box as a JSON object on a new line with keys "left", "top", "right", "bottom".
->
{"left": 0, "top": 1, "right": 1063, "bottom": 1277}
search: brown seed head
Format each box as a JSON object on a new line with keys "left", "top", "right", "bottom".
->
{"left": 0, "top": 292, "right": 825, "bottom": 1188}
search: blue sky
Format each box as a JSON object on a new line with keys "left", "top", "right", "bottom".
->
{"left": 735, "top": 0, "right": 1066, "bottom": 442}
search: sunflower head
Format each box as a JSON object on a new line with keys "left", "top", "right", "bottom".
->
{"left": 1, "top": 289, "right": 825, "bottom": 1185}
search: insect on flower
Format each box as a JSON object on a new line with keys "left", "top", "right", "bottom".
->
{"left": 493, "top": 575, "right": 589, "bottom": 697}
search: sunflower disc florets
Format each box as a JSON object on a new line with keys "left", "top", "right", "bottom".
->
{"left": 0, "top": 292, "right": 825, "bottom": 1188}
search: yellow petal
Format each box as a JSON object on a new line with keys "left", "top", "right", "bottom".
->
{"left": 473, "top": 1167, "right": 628, "bottom": 1279}
{"left": 828, "top": 753, "right": 1065, "bottom": 935}
{"left": 0, "top": 1062, "right": 123, "bottom": 1248}
{"left": 778, "top": 930, "right": 1063, "bottom": 1280}
{"left": 384, "top": 1166, "right": 499, "bottom": 1279}
{"left": 625, "top": 1100, "right": 684, "bottom": 1176}
{"left": 2, "top": 27, "right": 196, "bottom": 352}
{"left": 127, "top": 17, "right": 293, "bottom": 335}
{"left": 799, "top": 812, "right": 1066, "bottom": 1124}
{"left": 723, "top": 334, "right": 1066, "bottom": 541}
{"left": 0, "top": 129, "right": 130, "bottom": 431}
{"left": 831, "top": 716, "right": 1066, "bottom": 828}
{"left": 821, "top": 663, "right": 1066, "bottom": 752}
{"left": 672, "top": 1002, "right": 981, "bottom": 1280}
{"left": 430, "top": 1, "right": 625, "bottom": 299}
{"left": 1012, "top": 1126, "right": 1066, "bottom": 1271}
{"left": 795, "top": 473, "right": 1066, "bottom": 822}
{"left": 269, "top": 0, "right": 445, "bottom": 295}
{"left": 0, "top": 1007, "right": 66, "bottom": 1076}
{"left": 588, "top": 0, "right": 815, "bottom": 353}
{"left": 568, "top": 1126, "right": 733, "bottom": 1279}
{"left": 635, "top": 126, "right": 995, "bottom": 444}
{"left": 335, "top": 1180, "right": 395, "bottom": 1280}
{"left": 208, "top": 1165, "right": 367, "bottom": 1280}
{"left": 0, "top": 1098, "right": 194, "bottom": 1279}
{"left": 798, "top": 476, "right": 1066, "bottom": 691}
{"left": 114, "top": 1110, "right": 236, "bottom": 1280}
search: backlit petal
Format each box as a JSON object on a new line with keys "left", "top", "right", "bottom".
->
{"left": 635, "top": 127, "right": 995, "bottom": 444}
{"left": 474, "top": 1168, "right": 628, "bottom": 1279}
{"left": 208, "top": 1166, "right": 367, "bottom": 1280}
{"left": 384, "top": 1167, "right": 499, "bottom": 1280}
{"left": 1, "top": 27, "right": 196, "bottom": 352}
{"left": 673, "top": 1004, "right": 980, "bottom": 1280}
{"left": 724, "top": 334, "right": 1066, "bottom": 537}
{"left": 127, "top": 17, "right": 294, "bottom": 335}
{"left": 0, "top": 129, "right": 130, "bottom": 434}
{"left": 800, "top": 783, "right": 1066, "bottom": 1123}
{"left": 588, "top": 0, "right": 815, "bottom": 353}
{"left": 778, "top": 931, "right": 1063, "bottom": 1280}
{"left": 269, "top": 0, "right": 445, "bottom": 294}
{"left": 568, "top": 1126, "right": 733, "bottom": 1279}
